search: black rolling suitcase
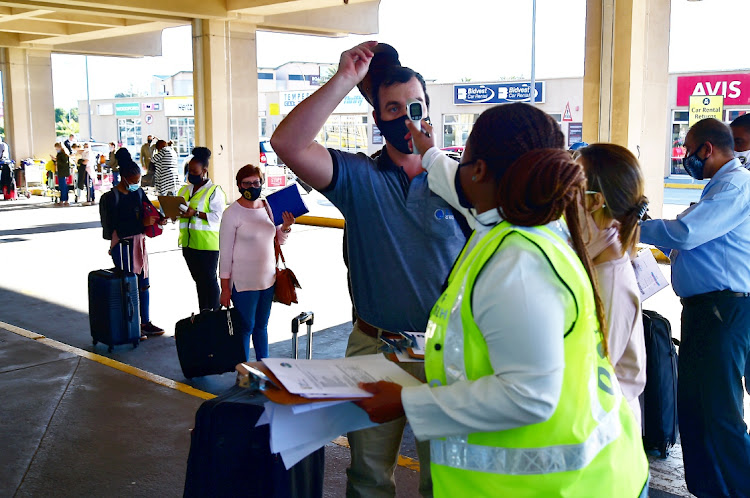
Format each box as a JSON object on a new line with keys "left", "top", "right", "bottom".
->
{"left": 642, "top": 309, "right": 679, "bottom": 458}
{"left": 184, "top": 385, "right": 325, "bottom": 498}
{"left": 175, "top": 308, "right": 248, "bottom": 379}
{"left": 88, "top": 269, "right": 140, "bottom": 352}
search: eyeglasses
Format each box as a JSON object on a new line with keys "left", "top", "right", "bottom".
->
{"left": 240, "top": 180, "right": 262, "bottom": 188}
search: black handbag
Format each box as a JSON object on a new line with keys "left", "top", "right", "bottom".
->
{"left": 175, "top": 308, "right": 248, "bottom": 379}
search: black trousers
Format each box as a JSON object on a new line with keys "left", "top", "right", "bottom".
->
{"left": 182, "top": 248, "right": 220, "bottom": 312}
{"left": 679, "top": 293, "right": 750, "bottom": 497}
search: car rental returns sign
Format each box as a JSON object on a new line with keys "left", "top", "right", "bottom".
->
{"left": 689, "top": 95, "right": 724, "bottom": 128}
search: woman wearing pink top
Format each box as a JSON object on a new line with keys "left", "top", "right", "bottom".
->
{"left": 576, "top": 143, "right": 649, "bottom": 426}
{"left": 219, "top": 164, "right": 295, "bottom": 361}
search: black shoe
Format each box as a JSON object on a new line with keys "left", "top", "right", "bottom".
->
{"left": 141, "top": 322, "right": 165, "bottom": 336}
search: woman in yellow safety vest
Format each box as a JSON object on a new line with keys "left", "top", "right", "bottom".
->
{"left": 357, "top": 103, "right": 649, "bottom": 497}
{"left": 177, "top": 147, "right": 226, "bottom": 311}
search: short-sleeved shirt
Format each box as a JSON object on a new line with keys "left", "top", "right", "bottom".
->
{"left": 324, "top": 147, "right": 467, "bottom": 332}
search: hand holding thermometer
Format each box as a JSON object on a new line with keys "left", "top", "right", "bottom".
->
{"left": 406, "top": 98, "right": 425, "bottom": 155}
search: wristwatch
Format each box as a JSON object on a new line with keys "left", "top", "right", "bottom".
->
{"left": 282, "top": 227, "right": 291, "bottom": 233}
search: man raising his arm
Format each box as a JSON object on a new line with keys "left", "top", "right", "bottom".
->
{"left": 271, "top": 42, "right": 467, "bottom": 497}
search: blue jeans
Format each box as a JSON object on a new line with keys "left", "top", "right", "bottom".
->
{"left": 679, "top": 295, "right": 750, "bottom": 497}
{"left": 231, "top": 284, "right": 274, "bottom": 361}
{"left": 58, "top": 174, "right": 68, "bottom": 202}
{"left": 112, "top": 171, "right": 120, "bottom": 186}
{"left": 87, "top": 174, "right": 95, "bottom": 202}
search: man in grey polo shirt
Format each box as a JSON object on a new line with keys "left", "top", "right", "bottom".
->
{"left": 272, "top": 42, "right": 466, "bottom": 497}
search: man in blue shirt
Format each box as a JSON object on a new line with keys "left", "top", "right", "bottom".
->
{"left": 272, "top": 42, "right": 466, "bottom": 497}
{"left": 641, "top": 118, "right": 750, "bottom": 497}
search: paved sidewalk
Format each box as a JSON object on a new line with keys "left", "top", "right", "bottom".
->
{"left": 1, "top": 193, "right": 748, "bottom": 497}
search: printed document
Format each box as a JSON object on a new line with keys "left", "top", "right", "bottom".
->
{"left": 261, "top": 354, "right": 422, "bottom": 398}
{"left": 632, "top": 249, "right": 670, "bottom": 301}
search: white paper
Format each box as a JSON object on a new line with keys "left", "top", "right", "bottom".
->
{"left": 407, "top": 332, "right": 426, "bottom": 356}
{"left": 264, "top": 400, "right": 377, "bottom": 468}
{"left": 262, "top": 354, "right": 422, "bottom": 398}
{"left": 632, "top": 249, "right": 670, "bottom": 301}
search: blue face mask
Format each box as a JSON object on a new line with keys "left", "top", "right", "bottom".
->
{"left": 125, "top": 178, "right": 140, "bottom": 192}
{"left": 683, "top": 144, "right": 706, "bottom": 180}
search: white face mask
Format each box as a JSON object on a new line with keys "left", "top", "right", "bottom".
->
{"left": 734, "top": 150, "right": 750, "bottom": 167}
{"left": 578, "top": 202, "right": 621, "bottom": 260}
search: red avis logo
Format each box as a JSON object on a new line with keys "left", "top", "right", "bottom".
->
{"left": 676, "top": 74, "right": 750, "bottom": 106}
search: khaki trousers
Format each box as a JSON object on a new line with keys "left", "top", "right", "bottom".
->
{"left": 345, "top": 321, "right": 432, "bottom": 498}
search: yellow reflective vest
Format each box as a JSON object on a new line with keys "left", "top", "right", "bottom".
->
{"left": 424, "top": 221, "right": 649, "bottom": 497}
{"left": 177, "top": 182, "right": 224, "bottom": 251}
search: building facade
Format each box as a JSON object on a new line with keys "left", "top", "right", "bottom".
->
{"left": 79, "top": 67, "right": 750, "bottom": 177}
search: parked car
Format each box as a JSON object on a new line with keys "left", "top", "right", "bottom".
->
{"left": 441, "top": 146, "right": 464, "bottom": 162}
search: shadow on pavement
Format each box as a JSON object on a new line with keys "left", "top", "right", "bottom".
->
{"left": 0, "top": 284, "right": 350, "bottom": 395}
{"left": 0, "top": 221, "right": 102, "bottom": 237}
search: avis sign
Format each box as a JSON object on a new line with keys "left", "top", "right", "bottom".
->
{"left": 676, "top": 74, "right": 750, "bottom": 106}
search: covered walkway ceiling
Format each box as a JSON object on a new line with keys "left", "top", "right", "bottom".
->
{"left": 0, "top": 0, "right": 380, "bottom": 56}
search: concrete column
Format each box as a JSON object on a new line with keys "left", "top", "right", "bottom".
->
{"left": 192, "top": 19, "right": 258, "bottom": 202}
{"left": 583, "top": 0, "right": 670, "bottom": 216}
{"left": 0, "top": 48, "right": 56, "bottom": 162}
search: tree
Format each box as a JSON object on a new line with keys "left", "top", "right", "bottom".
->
{"left": 56, "top": 118, "right": 79, "bottom": 137}
{"left": 318, "top": 65, "right": 338, "bottom": 85}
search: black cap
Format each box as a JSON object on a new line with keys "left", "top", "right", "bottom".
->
{"left": 356, "top": 43, "right": 401, "bottom": 107}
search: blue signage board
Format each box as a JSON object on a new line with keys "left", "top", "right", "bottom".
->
{"left": 454, "top": 82, "right": 545, "bottom": 105}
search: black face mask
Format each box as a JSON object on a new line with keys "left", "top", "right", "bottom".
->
{"left": 239, "top": 186, "right": 261, "bottom": 201}
{"left": 376, "top": 115, "right": 413, "bottom": 155}
{"left": 188, "top": 174, "right": 203, "bottom": 186}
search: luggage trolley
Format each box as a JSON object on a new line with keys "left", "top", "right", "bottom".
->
{"left": 291, "top": 311, "right": 315, "bottom": 360}
{"left": 15, "top": 158, "right": 42, "bottom": 199}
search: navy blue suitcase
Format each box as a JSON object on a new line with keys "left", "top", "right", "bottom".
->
{"left": 184, "top": 386, "right": 325, "bottom": 498}
{"left": 88, "top": 268, "right": 140, "bottom": 353}
{"left": 642, "top": 309, "right": 679, "bottom": 458}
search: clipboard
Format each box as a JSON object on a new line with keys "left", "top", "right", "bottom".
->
{"left": 158, "top": 195, "right": 187, "bottom": 219}
{"left": 236, "top": 362, "right": 355, "bottom": 405}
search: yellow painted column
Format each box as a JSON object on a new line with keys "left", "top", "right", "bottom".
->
{"left": 192, "top": 19, "right": 259, "bottom": 202}
{"left": 583, "top": 0, "right": 670, "bottom": 216}
{"left": 0, "top": 48, "right": 56, "bottom": 162}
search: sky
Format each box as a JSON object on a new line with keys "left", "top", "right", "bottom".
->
{"left": 51, "top": 0, "right": 750, "bottom": 109}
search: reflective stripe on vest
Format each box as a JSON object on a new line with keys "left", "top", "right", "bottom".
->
{"left": 430, "top": 394, "right": 622, "bottom": 475}
{"left": 423, "top": 221, "right": 648, "bottom": 496}
{"left": 178, "top": 183, "right": 222, "bottom": 250}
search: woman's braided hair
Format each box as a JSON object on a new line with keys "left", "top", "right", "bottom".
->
{"left": 469, "top": 103, "right": 609, "bottom": 357}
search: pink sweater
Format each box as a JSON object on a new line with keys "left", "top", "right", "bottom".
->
{"left": 219, "top": 200, "right": 289, "bottom": 292}
{"left": 596, "top": 254, "right": 647, "bottom": 427}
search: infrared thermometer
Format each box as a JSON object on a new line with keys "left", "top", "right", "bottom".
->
{"left": 406, "top": 98, "right": 425, "bottom": 155}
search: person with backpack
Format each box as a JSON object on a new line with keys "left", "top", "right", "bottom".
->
{"left": 99, "top": 148, "right": 166, "bottom": 340}
{"left": 574, "top": 143, "right": 648, "bottom": 427}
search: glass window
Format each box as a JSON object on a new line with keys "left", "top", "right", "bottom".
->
{"left": 315, "top": 114, "right": 368, "bottom": 153}
{"left": 442, "top": 114, "right": 479, "bottom": 148}
{"left": 726, "top": 110, "right": 749, "bottom": 122}
{"left": 670, "top": 122, "right": 688, "bottom": 175}
{"left": 549, "top": 113, "right": 562, "bottom": 123}
{"left": 117, "top": 119, "right": 142, "bottom": 160}
{"left": 673, "top": 111, "right": 689, "bottom": 123}
{"left": 168, "top": 117, "right": 195, "bottom": 158}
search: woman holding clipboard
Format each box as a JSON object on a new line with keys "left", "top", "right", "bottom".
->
{"left": 219, "top": 164, "right": 295, "bottom": 361}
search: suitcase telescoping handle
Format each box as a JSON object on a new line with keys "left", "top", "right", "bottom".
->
{"left": 291, "top": 311, "right": 314, "bottom": 360}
